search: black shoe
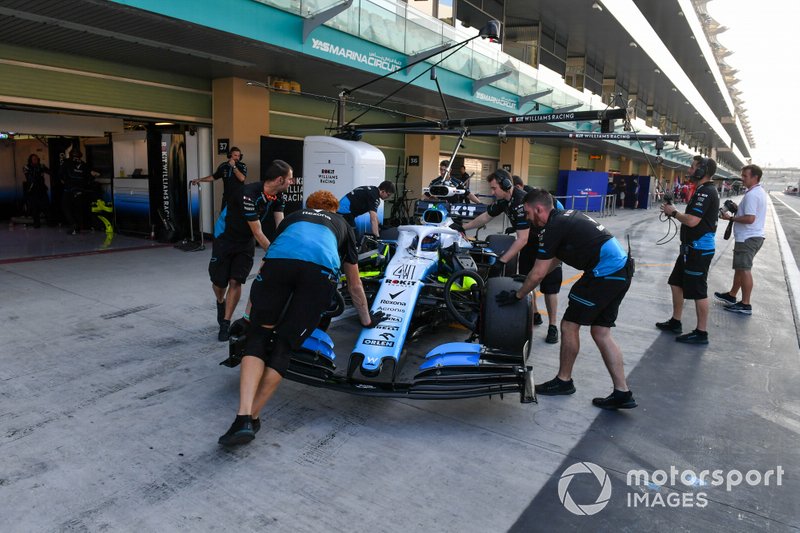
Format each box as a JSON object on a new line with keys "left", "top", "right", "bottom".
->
{"left": 218, "top": 320, "right": 231, "bottom": 342}
{"left": 535, "top": 376, "right": 576, "bottom": 395}
{"left": 724, "top": 301, "right": 752, "bottom": 315}
{"left": 533, "top": 312, "right": 543, "bottom": 326}
{"left": 592, "top": 389, "right": 637, "bottom": 410}
{"left": 675, "top": 329, "right": 708, "bottom": 344}
{"left": 252, "top": 417, "right": 260, "bottom": 434}
{"left": 714, "top": 291, "right": 736, "bottom": 305}
{"left": 216, "top": 301, "right": 226, "bottom": 326}
{"left": 545, "top": 325, "right": 559, "bottom": 344}
{"left": 218, "top": 415, "right": 255, "bottom": 446}
{"left": 655, "top": 318, "right": 682, "bottom": 334}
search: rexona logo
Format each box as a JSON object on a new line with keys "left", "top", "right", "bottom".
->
{"left": 558, "top": 462, "right": 612, "bottom": 516}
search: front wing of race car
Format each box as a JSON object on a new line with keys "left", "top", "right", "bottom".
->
{"left": 282, "top": 328, "right": 536, "bottom": 403}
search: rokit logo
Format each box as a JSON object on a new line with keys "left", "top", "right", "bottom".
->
{"left": 385, "top": 279, "right": 417, "bottom": 287}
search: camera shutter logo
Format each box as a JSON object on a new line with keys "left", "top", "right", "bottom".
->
{"left": 558, "top": 462, "right": 612, "bottom": 516}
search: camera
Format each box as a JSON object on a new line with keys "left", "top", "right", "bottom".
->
{"left": 720, "top": 199, "right": 738, "bottom": 217}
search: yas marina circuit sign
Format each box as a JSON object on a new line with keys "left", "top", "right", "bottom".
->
{"left": 311, "top": 38, "right": 401, "bottom": 73}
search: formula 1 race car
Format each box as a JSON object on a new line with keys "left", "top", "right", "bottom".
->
{"left": 224, "top": 204, "right": 536, "bottom": 403}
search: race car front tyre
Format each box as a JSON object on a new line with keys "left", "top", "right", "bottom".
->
{"left": 443, "top": 269, "right": 484, "bottom": 330}
{"left": 481, "top": 276, "right": 531, "bottom": 355}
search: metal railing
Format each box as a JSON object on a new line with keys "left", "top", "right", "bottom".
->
{"left": 553, "top": 194, "right": 616, "bottom": 217}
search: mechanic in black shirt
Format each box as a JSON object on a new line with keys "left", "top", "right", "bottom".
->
{"left": 23, "top": 154, "right": 51, "bottom": 228}
{"left": 425, "top": 160, "right": 482, "bottom": 204}
{"left": 497, "top": 188, "right": 636, "bottom": 410}
{"left": 657, "top": 156, "right": 720, "bottom": 344}
{"left": 457, "top": 169, "right": 528, "bottom": 276}
{"left": 208, "top": 160, "right": 292, "bottom": 342}
{"left": 337, "top": 180, "right": 395, "bottom": 237}
{"left": 218, "top": 190, "right": 386, "bottom": 446}
{"left": 59, "top": 149, "right": 100, "bottom": 234}
{"left": 191, "top": 146, "right": 247, "bottom": 210}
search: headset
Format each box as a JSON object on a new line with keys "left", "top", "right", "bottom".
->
{"left": 690, "top": 157, "right": 707, "bottom": 180}
{"left": 227, "top": 146, "right": 244, "bottom": 161}
{"left": 494, "top": 169, "right": 513, "bottom": 192}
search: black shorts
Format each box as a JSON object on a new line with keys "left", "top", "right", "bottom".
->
{"left": 563, "top": 261, "right": 632, "bottom": 327}
{"left": 667, "top": 245, "right": 714, "bottom": 300}
{"left": 208, "top": 238, "right": 254, "bottom": 287}
{"left": 248, "top": 259, "right": 336, "bottom": 351}
{"left": 519, "top": 245, "right": 563, "bottom": 294}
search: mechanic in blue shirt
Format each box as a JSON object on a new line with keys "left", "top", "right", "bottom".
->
{"left": 497, "top": 188, "right": 636, "bottom": 410}
{"left": 218, "top": 190, "right": 385, "bottom": 446}
{"left": 208, "top": 160, "right": 291, "bottom": 342}
{"left": 457, "top": 169, "right": 528, "bottom": 277}
{"left": 657, "top": 156, "right": 720, "bottom": 344}
{"left": 338, "top": 181, "right": 395, "bottom": 237}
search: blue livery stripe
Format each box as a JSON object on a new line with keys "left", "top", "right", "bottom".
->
{"left": 266, "top": 221, "right": 340, "bottom": 272}
{"left": 569, "top": 294, "right": 596, "bottom": 307}
{"left": 684, "top": 270, "right": 704, "bottom": 276}
{"left": 604, "top": 276, "right": 626, "bottom": 281}
{"left": 592, "top": 238, "right": 628, "bottom": 277}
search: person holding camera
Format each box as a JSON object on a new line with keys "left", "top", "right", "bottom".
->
{"left": 714, "top": 164, "right": 766, "bottom": 315}
{"left": 657, "top": 156, "right": 720, "bottom": 344}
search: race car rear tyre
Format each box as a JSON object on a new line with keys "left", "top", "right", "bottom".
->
{"left": 323, "top": 289, "right": 346, "bottom": 319}
{"left": 444, "top": 269, "right": 484, "bottom": 331}
{"left": 486, "top": 234, "right": 518, "bottom": 276}
{"left": 481, "top": 277, "right": 531, "bottom": 354}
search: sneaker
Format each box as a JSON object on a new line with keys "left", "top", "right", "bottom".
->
{"left": 655, "top": 318, "right": 682, "bottom": 334}
{"left": 535, "top": 376, "right": 576, "bottom": 396}
{"left": 675, "top": 329, "right": 709, "bottom": 344}
{"left": 218, "top": 415, "right": 255, "bottom": 446}
{"left": 724, "top": 301, "right": 752, "bottom": 315}
{"left": 592, "top": 389, "right": 637, "bottom": 410}
{"left": 714, "top": 291, "right": 736, "bottom": 305}
{"left": 533, "top": 312, "right": 543, "bottom": 326}
{"left": 218, "top": 319, "right": 231, "bottom": 342}
{"left": 216, "top": 300, "right": 226, "bottom": 326}
{"left": 252, "top": 417, "right": 261, "bottom": 434}
{"left": 545, "top": 325, "right": 559, "bottom": 344}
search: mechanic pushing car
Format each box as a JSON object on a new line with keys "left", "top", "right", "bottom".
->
{"left": 338, "top": 180, "right": 395, "bottom": 237}
{"left": 218, "top": 190, "right": 386, "bottom": 446}
{"left": 455, "top": 168, "right": 528, "bottom": 277}
{"left": 497, "top": 188, "right": 637, "bottom": 410}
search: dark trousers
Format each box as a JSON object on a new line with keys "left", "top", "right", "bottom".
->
{"left": 62, "top": 191, "right": 88, "bottom": 231}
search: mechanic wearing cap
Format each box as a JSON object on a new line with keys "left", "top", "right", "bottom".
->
{"left": 218, "top": 190, "right": 385, "bottom": 446}
{"left": 425, "top": 160, "right": 482, "bottom": 204}
{"left": 456, "top": 169, "right": 528, "bottom": 277}
{"left": 208, "top": 160, "right": 292, "bottom": 342}
{"left": 657, "top": 156, "right": 720, "bottom": 344}
{"left": 338, "top": 181, "right": 395, "bottom": 237}
{"left": 59, "top": 149, "right": 100, "bottom": 234}
{"left": 497, "top": 188, "right": 636, "bottom": 410}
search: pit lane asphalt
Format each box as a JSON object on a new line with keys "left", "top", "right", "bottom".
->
{"left": 1, "top": 198, "right": 798, "bottom": 532}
